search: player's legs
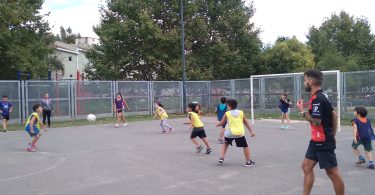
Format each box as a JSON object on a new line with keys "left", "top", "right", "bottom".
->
{"left": 243, "top": 147, "right": 251, "bottom": 162}
{"left": 201, "top": 137, "right": 211, "bottom": 149}
{"left": 285, "top": 113, "right": 290, "bottom": 127}
{"left": 121, "top": 114, "right": 127, "bottom": 124}
{"left": 302, "top": 158, "right": 318, "bottom": 195}
{"left": 162, "top": 119, "right": 172, "bottom": 130}
{"left": 281, "top": 113, "right": 285, "bottom": 125}
{"left": 2, "top": 118, "right": 6, "bottom": 131}
{"left": 46, "top": 111, "right": 51, "bottom": 127}
{"left": 219, "top": 127, "right": 225, "bottom": 139}
{"left": 325, "top": 167, "right": 345, "bottom": 195}
{"left": 191, "top": 138, "right": 200, "bottom": 147}
{"left": 43, "top": 111, "right": 47, "bottom": 126}
{"left": 31, "top": 134, "right": 40, "bottom": 148}
{"left": 116, "top": 111, "right": 121, "bottom": 124}
{"left": 160, "top": 120, "right": 165, "bottom": 132}
{"left": 365, "top": 151, "right": 373, "bottom": 161}
{"left": 221, "top": 143, "right": 230, "bottom": 159}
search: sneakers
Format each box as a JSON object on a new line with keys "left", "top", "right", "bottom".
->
{"left": 218, "top": 138, "right": 224, "bottom": 144}
{"left": 206, "top": 148, "right": 212, "bottom": 154}
{"left": 169, "top": 128, "right": 174, "bottom": 133}
{"left": 27, "top": 144, "right": 36, "bottom": 152}
{"left": 356, "top": 158, "right": 366, "bottom": 164}
{"left": 245, "top": 160, "right": 256, "bottom": 167}
{"left": 3, "top": 130, "right": 6, "bottom": 132}
{"left": 115, "top": 124, "right": 119, "bottom": 128}
{"left": 123, "top": 123, "right": 128, "bottom": 127}
{"left": 218, "top": 158, "right": 224, "bottom": 164}
{"left": 368, "top": 164, "right": 375, "bottom": 169}
{"left": 284, "top": 126, "right": 289, "bottom": 129}
{"left": 196, "top": 145, "right": 203, "bottom": 153}
{"left": 161, "top": 130, "right": 167, "bottom": 133}
{"left": 280, "top": 125, "right": 285, "bottom": 129}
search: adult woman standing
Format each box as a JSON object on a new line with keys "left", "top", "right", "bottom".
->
{"left": 41, "top": 93, "right": 52, "bottom": 128}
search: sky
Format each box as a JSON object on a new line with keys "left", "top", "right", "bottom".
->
{"left": 42, "top": 0, "right": 375, "bottom": 44}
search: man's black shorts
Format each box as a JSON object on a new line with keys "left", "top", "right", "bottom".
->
{"left": 305, "top": 142, "right": 338, "bottom": 169}
{"left": 225, "top": 136, "right": 248, "bottom": 147}
{"left": 1, "top": 115, "right": 9, "bottom": 121}
{"left": 190, "top": 128, "right": 207, "bottom": 139}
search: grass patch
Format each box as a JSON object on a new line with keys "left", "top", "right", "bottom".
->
{"left": 4, "top": 114, "right": 186, "bottom": 131}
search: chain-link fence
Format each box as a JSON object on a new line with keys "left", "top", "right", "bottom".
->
{"left": 2, "top": 70, "right": 375, "bottom": 124}
{"left": 25, "top": 81, "right": 71, "bottom": 121}
{"left": 75, "top": 81, "right": 114, "bottom": 119}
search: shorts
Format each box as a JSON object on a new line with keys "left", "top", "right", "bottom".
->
{"left": 25, "top": 124, "right": 40, "bottom": 137}
{"left": 190, "top": 128, "right": 207, "bottom": 139}
{"left": 352, "top": 139, "right": 373, "bottom": 152}
{"left": 225, "top": 136, "right": 248, "bottom": 147}
{"left": 281, "top": 108, "right": 290, "bottom": 114}
{"left": 117, "top": 110, "right": 123, "bottom": 114}
{"left": 1, "top": 115, "right": 9, "bottom": 121}
{"left": 305, "top": 142, "right": 338, "bottom": 169}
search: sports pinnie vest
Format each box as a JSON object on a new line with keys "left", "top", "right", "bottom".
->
{"left": 188, "top": 112, "right": 204, "bottom": 128}
{"left": 25, "top": 112, "right": 41, "bottom": 129}
{"left": 226, "top": 110, "right": 245, "bottom": 136}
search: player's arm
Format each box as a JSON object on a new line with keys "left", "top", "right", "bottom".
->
{"left": 352, "top": 121, "right": 358, "bottom": 144}
{"left": 9, "top": 103, "right": 13, "bottom": 113}
{"left": 243, "top": 117, "right": 255, "bottom": 137}
{"left": 29, "top": 117, "right": 36, "bottom": 133}
{"left": 296, "top": 100, "right": 321, "bottom": 126}
{"left": 332, "top": 110, "right": 338, "bottom": 136}
{"left": 216, "top": 115, "right": 227, "bottom": 127}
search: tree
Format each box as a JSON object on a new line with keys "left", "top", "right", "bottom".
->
{"left": 0, "top": 0, "right": 53, "bottom": 79}
{"left": 307, "top": 11, "right": 375, "bottom": 71}
{"left": 58, "top": 26, "right": 81, "bottom": 44}
{"left": 261, "top": 37, "right": 315, "bottom": 74}
{"left": 86, "top": 0, "right": 262, "bottom": 81}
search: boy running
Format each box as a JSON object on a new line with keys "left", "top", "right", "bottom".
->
{"left": 114, "top": 93, "right": 129, "bottom": 128}
{"left": 154, "top": 102, "right": 174, "bottom": 133}
{"left": 215, "top": 97, "right": 227, "bottom": 144}
{"left": 216, "top": 99, "right": 256, "bottom": 167}
{"left": 0, "top": 95, "right": 13, "bottom": 132}
{"left": 25, "top": 104, "right": 46, "bottom": 152}
{"left": 188, "top": 102, "right": 212, "bottom": 154}
{"left": 351, "top": 107, "right": 375, "bottom": 169}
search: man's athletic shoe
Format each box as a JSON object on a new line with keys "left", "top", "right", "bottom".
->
{"left": 245, "top": 160, "right": 255, "bottom": 167}
{"left": 196, "top": 145, "right": 203, "bottom": 153}
{"left": 161, "top": 131, "right": 167, "bottom": 134}
{"left": 115, "top": 124, "right": 119, "bottom": 128}
{"left": 206, "top": 148, "right": 212, "bottom": 154}
{"left": 218, "top": 158, "right": 224, "bottom": 164}
{"left": 356, "top": 158, "right": 366, "bottom": 164}
{"left": 280, "top": 125, "right": 285, "bottom": 129}
{"left": 368, "top": 164, "right": 375, "bottom": 169}
{"left": 123, "top": 123, "right": 128, "bottom": 127}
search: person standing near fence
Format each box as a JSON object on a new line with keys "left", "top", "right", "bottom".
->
{"left": 114, "top": 93, "right": 129, "bottom": 128}
{"left": 0, "top": 95, "right": 13, "bottom": 132}
{"left": 296, "top": 70, "right": 345, "bottom": 195}
{"left": 41, "top": 93, "right": 52, "bottom": 128}
{"left": 279, "top": 93, "right": 292, "bottom": 129}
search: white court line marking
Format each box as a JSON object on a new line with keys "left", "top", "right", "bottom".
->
{"left": 0, "top": 153, "right": 66, "bottom": 183}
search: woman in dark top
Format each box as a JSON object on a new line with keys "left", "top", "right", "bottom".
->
{"left": 41, "top": 93, "right": 52, "bottom": 128}
{"left": 279, "top": 93, "right": 292, "bottom": 129}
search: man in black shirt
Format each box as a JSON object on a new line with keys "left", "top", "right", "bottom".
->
{"left": 296, "top": 70, "right": 345, "bottom": 195}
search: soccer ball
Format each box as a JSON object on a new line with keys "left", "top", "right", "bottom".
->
{"left": 87, "top": 114, "right": 96, "bottom": 122}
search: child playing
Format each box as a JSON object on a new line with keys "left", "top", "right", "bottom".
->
{"left": 215, "top": 97, "right": 227, "bottom": 144}
{"left": 114, "top": 93, "right": 129, "bottom": 128}
{"left": 0, "top": 95, "right": 13, "bottom": 132}
{"left": 25, "top": 104, "right": 46, "bottom": 152}
{"left": 188, "top": 102, "right": 212, "bottom": 154}
{"left": 216, "top": 99, "right": 256, "bottom": 167}
{"left": 351, "top": 107, "right": 375, "bottom": 169}
{"left": 154, "top": 102, "right": 174, "bottom": 133}
{"left": 279, "top": 93, "right": 292, "bottom": 129}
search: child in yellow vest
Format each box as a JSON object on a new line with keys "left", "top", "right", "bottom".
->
{"left": 154, "top": 102, "right": 174, "bottom": 133}
{"left": 25, "top": 104, "right": 46, "bottom": 152}
{"left": 216, "top": 99, "right": 255, "bottom": 167}
{"left": 188, "top": 102, "right": 212, "bottom": 154}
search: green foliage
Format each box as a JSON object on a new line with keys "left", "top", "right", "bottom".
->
{"left": 86, "top": 0, "right": 262, "bottom": 81}
{"left": 307, "top": 11, "right": 375, "bottom": 71}
{"left": 0, "top": 0, "right": 53, "bottom": 79}
{"left": 57, "top": 26, "right": 81, "bottom": 44}
{"left": 261, "top": 37, "right": 315, "bottom": 73}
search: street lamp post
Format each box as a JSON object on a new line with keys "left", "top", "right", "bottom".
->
{"left": 180, "top": 0, "right": 187, "bottom": 113}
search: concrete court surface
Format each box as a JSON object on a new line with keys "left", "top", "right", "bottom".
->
{"left": 0, "top": 117, "right": 374, "bottom": 195}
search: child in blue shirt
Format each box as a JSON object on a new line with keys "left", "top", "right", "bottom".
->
{"left": 0, "top": 95, "right": 13, "bottom": 132}
{"left": 352, "top": 107, "right": 375, "bottom": 169}
{"left": 215, "top": 97, "right": 227, "bottom": 144}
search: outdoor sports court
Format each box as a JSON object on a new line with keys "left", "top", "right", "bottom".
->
{"left": 0, "top": 118, "right": 373, "bottom": 195}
